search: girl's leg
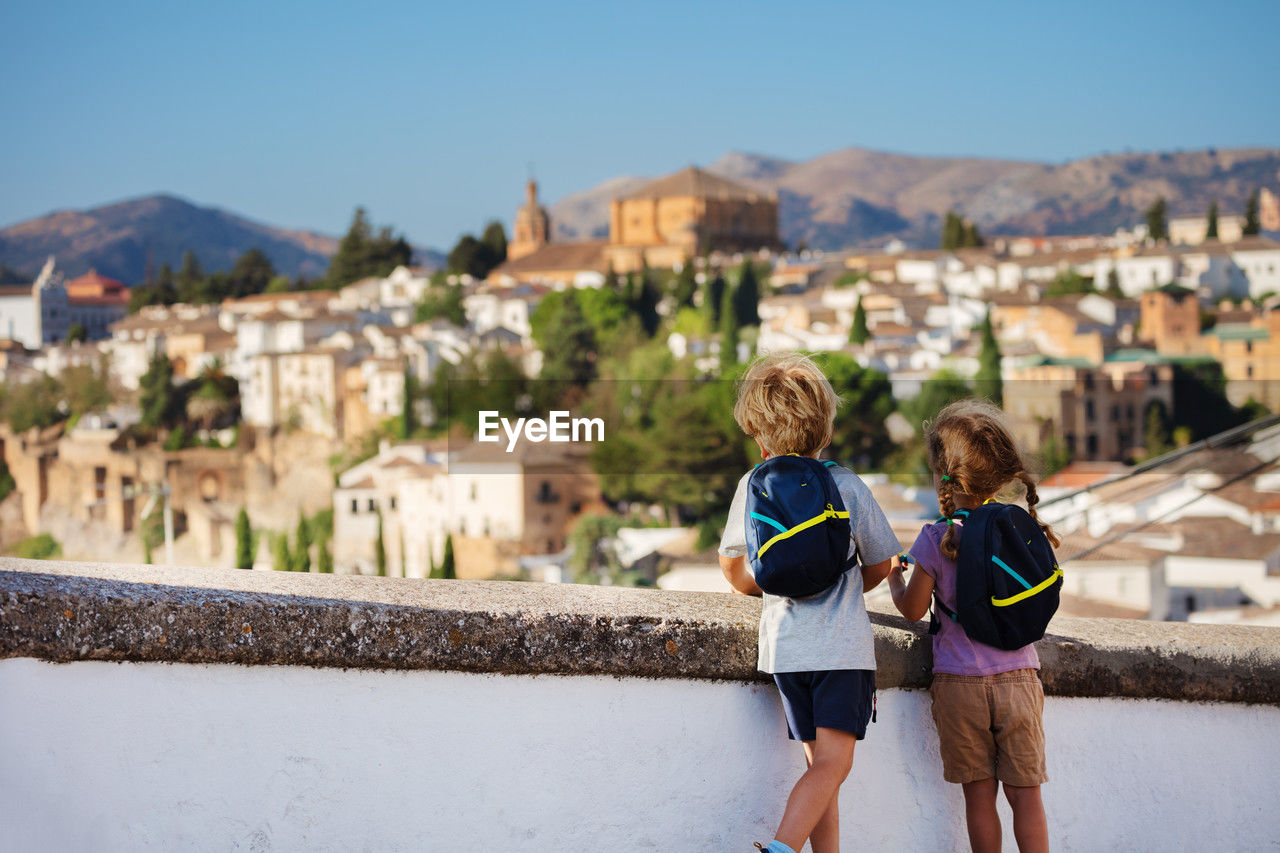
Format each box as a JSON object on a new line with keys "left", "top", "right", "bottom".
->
{"left": 774, "top": 727, "right": 856, "bottom": 852}
{"left": 961, "top": 778, "right": 1001, "bottom": 853}
{"left": 802, "top": 740, "right": 840, "bottom": 853}
{"left": 1003, "top": 784, "right": 1049, "bottom": 853}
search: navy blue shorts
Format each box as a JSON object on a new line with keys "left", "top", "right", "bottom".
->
{"left": 773, "top": 669, "right": 876, "bottom": 742}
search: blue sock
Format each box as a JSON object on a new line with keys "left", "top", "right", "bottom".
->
{"left": 767, "top": 842, "right": 796, "bottom": 853}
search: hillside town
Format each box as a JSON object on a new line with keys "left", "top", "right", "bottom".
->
{"left": 2, "top": 169, "right": 1280, "bottom": 628}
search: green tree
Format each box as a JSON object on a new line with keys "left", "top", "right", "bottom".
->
{"left": 0, "top": 375, "right": 63, "bottom": 432}
{"left": 271, "top": 532, "right": 292, "bottom": 572}
{"left": 537, "top": 290, "right": 597, "bottom": 391}
{"left": 414, "top": 282, "right": 467, "bottom": 325}
{"left": 294, "top": 513, "right": 312, "bottom": 573}
{"left": 629, "top": 263, "right": 661, "bottom": 338}
{"left": 63, "top": 359, "right": 114, "bottom": 419}
{"left": 139, "top": 351, "right": 179, "bottom": 429}
{"left": 1143, "top": 400, "right": 1172, "bottom": 460}
{"left": 1205, "top": 200, "right": 1220, "bottom": 241}
{"left": 186, "top": 376, "right": 232, "bottom": 433}
{"left": 375, "top": 511, "right": 387, "bottom": 576}
{"left": 1243, "top": 190, "right": 1261, "bottom": 236}
{"left": 0, "top": 459, "right": 15, "bottom": 503}
{"left": 719, "top": 284, "right": 739, "bottom": 371}
{"left": 941, "top": 211, "right": 964, "bottom": 250}
{"left": 974, "top": 310, "right": 1003, "bottom": 405}
{"left": 13, "top": 533, "right": 61, "bottom": 560}
{"left": 479, "top": 221, "right": 508, "bottom": 273}
{"left": 1145, "top": 197, "right": 1168, "bottom": 243}
{"left": 1045, "top": 269, "right": 1094, "bottom": 297}
{"left": 962, "top": 220, "right": 984, "bottom": 248}
{"left": 175, "top": 251, "right": 204, "bottom": 303}
{"left": 704, "top": 271, "right": 727, "bottom": 326}
{"left": 810, "top": 353, "right": 894, "bottom": 468}
{"left": 324, "top": 207, "right": 412, "bottom": 289}
{"left": 733, "top": 260, "right": 761, "bottom": 327}
{"left": 234, "top": 507, "right": 253, "bottom": 570}
{"left": 65, "top": 323, "right": 87, "bottom": 344}
{"left": 228, "top": 248, "right": 276, "bottom": 297}
{"left": 264, "top": 275, "right": 293, "bottom": 294}
{"left": 672, "top": 261, "right": 698, "bottom": 309}
{"left": 316, "top": 541, "right": 333, "bottom": 574}
{"left": 440, "top": 533, "right": 456, "bottom": 579}
{"left": 849, "top": 296, "right": 870, "bottom": 344}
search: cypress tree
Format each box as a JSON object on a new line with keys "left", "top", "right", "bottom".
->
{"left": 294, "top": 513, "right": 311, "bottom": 573}
{"left": 733, "top": 260, "right": 761, "bottom": 327}
{"left": 1206, "top": 200, "right": 1220, "bottom": 241}
{"left": 719, "top": 284, "right": 740, "bottom": 371}
{"left": 375, "top": 512, "right": 387, "bottom": 576}
{"left": 705, "top": 272, "right": 727, "bottom": 326}
{"left": 1146, "top": 198, "right": 1169, "bottom": 242}
{"left": 941, "top": 211, "right": 964, "bottom": 251}
{"left": 849, "top": 296, "right": 870, "bottom": 345}
{"left": 1243, "top": 190, "right": 1261, "bottom": 236}
{"left": 271, "top": 532, "right": 292, "bottom": 572}
{"left": 673, "top": 261, "right": 698, "bottom": 308}
{"left": 975, "top": 310, "right": 1003, "bottom": 406}
{"left": 441, "top": 534, "right": 456, "bottom": 579}
{"left": 316, "top": 541, "right": 333, "bottom": 574}
{"left": 234, "top": 507, "right": 253, "bottom": 570}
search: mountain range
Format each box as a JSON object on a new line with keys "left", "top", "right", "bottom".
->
{"left": 549, "top": 146, "right": 1280, "bottom": 250}
{"left": 4, "top": 146, "right": 1277, "bottom": 284}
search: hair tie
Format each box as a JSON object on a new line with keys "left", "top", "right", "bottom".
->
{"left": 941, "top": 474, "right": 951, "bottom": 482}
{"left": 946, "top": 518, "right": 954, "bottom": 525}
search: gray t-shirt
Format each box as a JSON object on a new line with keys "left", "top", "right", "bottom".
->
{"left": 718, "top": 465, "right": 900, "bottom": 674}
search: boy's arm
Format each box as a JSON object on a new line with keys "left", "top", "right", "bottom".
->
{"left": 861, "top": 557, "right": 893, "bottom": 592}
{"left": 719, "top": 554, "right": 762, "bottom": 596}
{"left": 888, "top": 555, "right": 935, "bottom": 621}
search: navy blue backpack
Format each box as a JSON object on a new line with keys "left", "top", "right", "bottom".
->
{"left": 931, "top": 503, "right": 1063, "bottom": 650}
{"left": 745, "top": 455, "right": 855, "bottom": 598}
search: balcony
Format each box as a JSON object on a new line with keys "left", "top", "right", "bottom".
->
{"left": 2, "top": 557, "right": 1278, "bottom": 851}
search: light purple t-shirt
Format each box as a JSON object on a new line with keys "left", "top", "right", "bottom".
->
{"left": 911, "top": 521, "right": 1040, "bottom": 677}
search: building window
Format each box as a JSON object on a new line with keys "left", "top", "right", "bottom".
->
{"left": 389, "top": 497, "right": 397, "bottom": 511}
{"left": 1085, "top": 400, "right": 1095, "bottom": 421}
{"left": 368, "top": 498, "right": 376, "bottom": 512}
{"left": 1110, "top": 405, "right": 1119, "bottom": 422}
{"left": 470, "top": 483, "right": 477, "bottom": 502}
{"left": 1087, "top": 434, "right": 1099, "bottom": 456}
{"left": 351, "top": 499, "right": 359, "bottom": 514}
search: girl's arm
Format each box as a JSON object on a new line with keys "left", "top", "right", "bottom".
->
{"left": 719, "top": 554, "right": 763, "bottom": 596}
{"left": 888, "top": 554, "right": 935, "bottom": 622}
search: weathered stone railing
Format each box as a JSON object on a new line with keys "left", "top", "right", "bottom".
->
{"left": 3, "top": 557, "right": 1280, "bottom": 851}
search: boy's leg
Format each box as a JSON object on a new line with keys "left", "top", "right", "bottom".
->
{"left": 802, "top": 740, "right": 840, "bottom": 853}
{"left": 774, "top": 727, "right": 856, "bottom": 852}
{"left": 961, "top": 778, "right": 1001, "bottom": 853}
{"left": 1003, "top": 784, "right": 1049, "bottom": 853}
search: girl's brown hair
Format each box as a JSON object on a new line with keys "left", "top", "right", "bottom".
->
{"left": 925, "top": 398, "right": 1061, "bottom": 560}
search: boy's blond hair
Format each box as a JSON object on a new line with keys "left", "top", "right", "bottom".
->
{"left": 733, "top": 353, "right": 840, "bottom": 455}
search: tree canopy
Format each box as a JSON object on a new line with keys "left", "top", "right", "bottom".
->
{"left": 324, "top": 207, "right": 412, "bottom": 289}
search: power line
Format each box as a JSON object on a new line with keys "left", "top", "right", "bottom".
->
{"left": 1038, "top": 413, "right": 1280, "bottom": 512}
{"left": 1059, "top": 444, "right": 1280, "bottom": 564}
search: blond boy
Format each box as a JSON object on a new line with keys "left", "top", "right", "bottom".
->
{"left": 719, "top": 353, "right": 898, "bottom": 853}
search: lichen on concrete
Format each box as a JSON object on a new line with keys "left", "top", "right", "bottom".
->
{"left": 2, "top": 557, "right": 1278, "bottom": 703}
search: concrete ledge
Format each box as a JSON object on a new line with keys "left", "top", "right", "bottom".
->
{"left": 2, "top": 557, "right": 1278, "bottom": 702}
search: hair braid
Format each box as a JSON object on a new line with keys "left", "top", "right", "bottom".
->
{"left": 938, "top": 477, "right": 961, "bottom": 560}
{"left": 1017, "top": 471, "right": 1061, "bottom": 549}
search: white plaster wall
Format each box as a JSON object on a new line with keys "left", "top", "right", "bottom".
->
{"left": 2, "top": 659, "right": 1280, "bottom": 852}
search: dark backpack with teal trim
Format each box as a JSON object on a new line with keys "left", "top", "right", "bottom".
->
{"left": 931, "top": 503, "right": 1062, "bottom": 651}
{"left": 745, "top": 455, "right": 855, "bottom": 598}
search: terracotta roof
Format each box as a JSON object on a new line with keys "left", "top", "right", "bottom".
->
{"left": 619, "top": 166, "right": 764, "bottom": 202}
{"left": 494, "top": 241, "right": 609, "bottom": 276}
{"left": 65, "top": 270, "right": 128, "bottom": 297}
{"left": 1042, "top": 462, "right": 1128, "bottom": 490}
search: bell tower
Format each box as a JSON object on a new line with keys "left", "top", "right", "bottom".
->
{"left": 510, "top": 179, "right": 551, "bottom": 261}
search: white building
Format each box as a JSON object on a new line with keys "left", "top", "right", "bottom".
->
{"left": 0, "top": 257, "right": 69, "bottom": 348}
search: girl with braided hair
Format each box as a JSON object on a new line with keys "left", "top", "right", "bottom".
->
{"left": 888, "top": 398, "right": 1057, "bottom": 853}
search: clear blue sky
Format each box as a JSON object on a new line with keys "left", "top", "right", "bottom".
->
{"left": 2, "top": 0, "right": 1277, "bottom": 249}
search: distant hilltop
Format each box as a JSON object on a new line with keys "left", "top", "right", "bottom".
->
{"left": 550, "top": 146, "right": 1280, "bottom": 251}
{"left": 0, "top": 195, "right": 445, "bottom": 285}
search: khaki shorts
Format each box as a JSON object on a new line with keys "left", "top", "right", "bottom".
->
{"left": 930, "top": 668, "right": 1048, "bottom": 787}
